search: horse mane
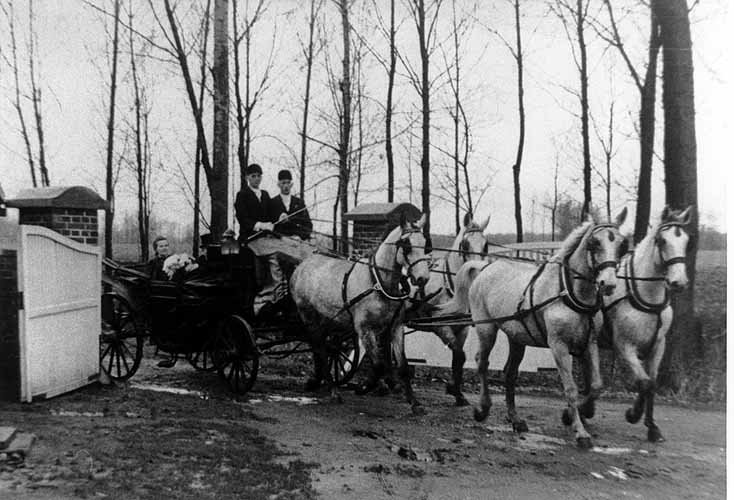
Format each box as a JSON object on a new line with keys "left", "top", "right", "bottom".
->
{"left": 550, "top": 220, "right": 594, "bottom": 262}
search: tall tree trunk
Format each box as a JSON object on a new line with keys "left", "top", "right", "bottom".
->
{"left": 299, "top": 0, "right": 318, "bottom": 200}
{"left": 338, "top": 0, "right": 351, "bottom": 254}
{"left": 576, "top": 0, "right": 591, "bottom": 220}
{"left": 416, "top": 0, "right": 431, "bottom": 241}
{"left": 512, "top": 0, "right": 525, "bottom": 243}
{"left": 28, "top": 0, "right": 48, "bottom": 186}
{"left": 5, "top": 1, "right": 37, "bottom": 188}
{"left": 452, "top": 0, "right": 460, "bottom": 231}
{"left": 634, "top": 15, "right": 661, "bottom": 243}
{"left": 129, "top": 9, "right": 146, "bottom": 261}
{"left": 193, "top": 0, "right": 212, "bottom": 256}
{"left": 104, "top": 0, "right": 121, "bottom": 259}
{"left": 211, "top": 0, "right": 230, "bottom": 239}
{"left": 232, "top": 0, "right": 246, "bottom": 188}
{"left": 385, "top": 0, "right": 396, "bottom": 203}
{"left": 653, "top": 0, "right": 699, "bottom": 390}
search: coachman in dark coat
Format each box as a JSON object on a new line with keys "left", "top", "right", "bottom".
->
{"left": 268, "top": 169, "right": 312, "bottom": 240}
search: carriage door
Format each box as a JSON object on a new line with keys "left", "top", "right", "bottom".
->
{"left": 17, "top": 225, "right": 101, "bottom": 402}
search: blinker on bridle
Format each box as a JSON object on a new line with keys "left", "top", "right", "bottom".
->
{"left": 655, "top": 222, "right": 689, "bottom": 268}
{"left": 459, "top": 228, "right": 489, "bottom": 261}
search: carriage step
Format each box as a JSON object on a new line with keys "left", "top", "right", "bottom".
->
{"left": 0, "top": 427, "right": 17, "bottom": 449}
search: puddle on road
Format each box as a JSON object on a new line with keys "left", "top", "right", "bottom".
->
{"left": 248, "top": 395, "right": 318, "bottom": 406}
{"left": 129, "top": 383, "right": 207, "bottom": 399}
{"left": 50, "top": 410, "right": 104, "bottom": 418}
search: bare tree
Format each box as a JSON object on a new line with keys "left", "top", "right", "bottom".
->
{"left": 104, "top": 0, "right": 121, "bottom": 258}
{"left": 386, "top": 0, "right": 397, "bottom": 202}
{"left": 510, "top": 0, "right": 525, "bottom": 242}
{"left": 232, "top": 0, "right": 274, "bottom": 189}
{"left": 298, "top": 0, "right": 322, "bottom": 200}
{"left": 591, "top": 98, "right": 615, "bottom": 220}
{"left": 595, "top": 0, "right": 661, "bottom": 243}
{"left": 2, "top": 0, "right": 37, "bottom": 188}
{"left": 337, "top": 0, "right": 352, "bottom": 253}
{"left": 193, "top": 0, "right": 212, "bottom": 256}
{"left": 27, "top": 0, "right": 49, "bottom": 186}
{"left": 405, "top": 0, "right": 444, "bottom": 241}
{"left": 653, "top": 0, "right": 699, "bottom": 390}
{"left": 128, "top": 3, "right": 151, "bottom": 261}
{"left": 551, "top": 0, "right": 592, "bottom": 220}
{"left": 210, "top": 0, "right": 229, "bottom": 237}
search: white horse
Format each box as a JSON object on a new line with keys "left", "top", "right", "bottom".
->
{"left": 441, "top": 209, "right": 628, "bottom": 448}
{"left": 592, "top": 205, "right": 692, "bottom": 442}
{"left": 290, "top": 214, "right": 432, "bottom": 413}
{"left": 405, "top": 213, "right": 489, "bottom": 406}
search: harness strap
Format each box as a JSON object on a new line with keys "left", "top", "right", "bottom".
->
{"left": 560, "top": 256, "right": 600, "bottom": 314}
{"left": 341, "top": 260, "right": 375, "bottom": 317}
{"left": 443, "top": 258, "right": 455, "bottom": 297}
{"left": 516, "top": 261, "right": 550, "bottom": 347}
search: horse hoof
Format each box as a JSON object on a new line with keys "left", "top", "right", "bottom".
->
{"left": 647, "top": 426, "right": 665, "bottom": 443}
{"left": 561, "top": 408, "right": 573, "bottom": 426}
{"left": 625, "top": 407, "right": 642, "bottom": 424}
{"left": 577, "top": 436, "right": 593, "bottom": 449}
{"left": 455, "top": 395, "right": 470, "bottom": 407}
{"left": 512, "top": 420, "right": 529, "bottom": 434}
{"left": 305, "top": 378, "right": 322, "bottom": 392}
{"left": 355, "top": 384, "right": 370, "bottom": 396}
{"left": 473, "top": 407, "right": 489, "bottom": 422}
{"left": 412, "top": 404, "right": 426, "bottom": 416}
{"left": 579, "top": 404, "right": 595, "bottom": 420}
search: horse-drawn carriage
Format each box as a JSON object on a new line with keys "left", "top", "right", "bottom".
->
{"left": 99, "top": 240, "right": 361, "bottom": 395}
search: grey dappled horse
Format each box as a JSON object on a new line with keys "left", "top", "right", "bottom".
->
{"left": 404, "top": 213, "right": 490, "bottom": 406}
{"left": 290, "top": 215, "right": 432, "bottom": 413}
{"left": 441, "top": 209, "right": 628, "bottom": 448}
{"left": 591, "top": 206, "right": 692, "bottom": 442}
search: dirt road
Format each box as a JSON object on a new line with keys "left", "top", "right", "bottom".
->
{"left": 0, "top": 352, "right": 725, "bottom": 499}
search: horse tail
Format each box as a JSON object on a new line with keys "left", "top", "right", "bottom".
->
{"left": 438, "top": 261, "right": 487, "bottom": 316}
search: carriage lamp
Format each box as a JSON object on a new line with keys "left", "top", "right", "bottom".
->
{"left": 221, "top": 229, "right": 239, "bottom": 256}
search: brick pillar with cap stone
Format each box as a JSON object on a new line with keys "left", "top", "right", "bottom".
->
{"left": 6, "top": 186, "right": 108, "bottom": 246}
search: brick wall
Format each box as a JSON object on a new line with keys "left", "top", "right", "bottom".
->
{"left": 353, "top": 221, "right": 388, "bottom": 256}
{"left": 19, "top": 208, "right": 99, "bottom": 246}
{"left": 0, "top": 249, "right": 20, "bottom": 401}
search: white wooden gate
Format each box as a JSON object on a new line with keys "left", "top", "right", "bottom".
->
{"left": 17, "top": 225, "right": 100, "bottom": 401}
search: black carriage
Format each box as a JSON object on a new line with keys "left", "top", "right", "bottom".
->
{"left": 99, "top": 243, "right": 360, "bottom": 395}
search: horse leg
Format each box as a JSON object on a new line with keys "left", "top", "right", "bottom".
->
{"left": 473, "top": 324, "right": 498, "bottom": 422}
{"left": 504, "top": 340, "right": 528, "bottom": 433}
{"left": 576, "top": 339, "right": 603, "bottom": 420}
{"left": 618, "top": 344, "right": 652, "bottom": 424}
{"left": 643, "top": 334, "right": 667, "bottom": 442}
{"left": 448, "top": 326, "right": 470, "bottom": 406}
{"left": 391, "top": 324, "right": 424, "bottom": 415}
{"left": 355, "top": 326, "right": 388, "bottom": 396}
{"left": 551, "top": 342, "right": 593, "bottom": 449}
{"left": 433, "top": 325, "right": 464, "bottom": 404}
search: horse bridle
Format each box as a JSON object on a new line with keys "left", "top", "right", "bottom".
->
{"left": 395, "top": 228, "right": 432, "bottom": 276}
{"left": 458, "top": 228, "right": 489, "bottom": 262}
{"left": 655, "top": 222, "right": 689, "bottom": 269}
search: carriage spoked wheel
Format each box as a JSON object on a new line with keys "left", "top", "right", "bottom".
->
{"left": 326, "top": 329, "right": 361, "bottom": 386}
{"left": 214, "top": 315, "right": 259, "bottom": 394}
{"left": 100, "top": 292, "right": 144, "bottom": 381}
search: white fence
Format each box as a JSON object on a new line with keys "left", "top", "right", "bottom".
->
{"left": 17, "top": 225, "right": 100, "bottom": 401}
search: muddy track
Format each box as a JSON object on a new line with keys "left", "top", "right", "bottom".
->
{"left": 0, "top": 351, "right": 725, "bottom": 500}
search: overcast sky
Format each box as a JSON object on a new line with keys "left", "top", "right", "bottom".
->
{"left": 0, "top": 0, "right": 729, "bottom": 238}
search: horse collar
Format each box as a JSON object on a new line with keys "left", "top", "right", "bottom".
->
{"left": 369, "top": 254, "right": 410, "bottom": 301}
{"left": 560, "top": 255, "right": 600, "bottom": 314}
{"left": 627, "top": 252, "right": 670, "bottom": 314}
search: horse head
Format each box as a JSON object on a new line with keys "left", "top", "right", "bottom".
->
{"left": 458, "top": 212, "right": 490, "bottom": 262}
{"left": 656, "top": 205, "right": 693, "bottom": 291}
{"left": 394, "top": 213, "right": 432, "bottom": 289}
{"left": 585, "top": 207, "right": 628, "bottom": 296}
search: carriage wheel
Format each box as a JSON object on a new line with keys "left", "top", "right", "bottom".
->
{"left": 326, "top": 329, "right": 361, "bottom": 386}
{"left": 186, "top": 336, "right": 219, "bottom": 372}
{"left": 214, "top": 315, "right": 259, "bottom": 394}
{"left": 100, "top": 292, "right": 144, "bottom": 381}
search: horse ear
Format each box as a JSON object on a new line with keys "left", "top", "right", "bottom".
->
{"left": 415, "top": 213, "right": 427, "bottom": 229}
{"left": 463, "top": 212, "right": 472, "bottom": 228}
{"left": 661, "top": 205, "right": 671, "bottom": 222}
{"left": 614, "top": 206, "right": 628, "bottom": 227}
{"left": 480, "top": 215, "right": 490, "bottom": 231}
{"left": 679, "top": 205, "right": 693, "bottom": 226}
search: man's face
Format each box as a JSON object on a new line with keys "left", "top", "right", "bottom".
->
{"left": 247, "top": 172, "right": 262, "bottom": 189}
{"left": 155, "top": 239, "right": 170, "bottom": 258}
{"left": 278, "top": 179, "right": 292, "bottom": 196}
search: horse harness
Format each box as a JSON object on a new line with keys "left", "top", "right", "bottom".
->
{"left": 511, "top": 223, "right": 621, "bottom": 355}
{"left": 443, "top": 228, "right": 489, "bottom": 297}
{"left": 600, "top": 221, "right": 688, "bottom": 356}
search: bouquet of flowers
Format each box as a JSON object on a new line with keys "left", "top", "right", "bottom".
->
{"left": 162, "top": 253, "right": 199, "bottom": 280}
